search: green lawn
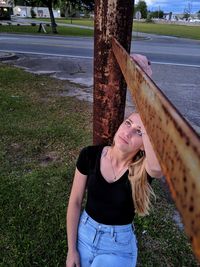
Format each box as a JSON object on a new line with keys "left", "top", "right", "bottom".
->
{"left": 0, "top": 24, "right": 94, "bottom": 36}
{"left": 133, "top": 22, "right": 200, "bottom": 40}
{"left": 1, "top": 18, "right": 199, "bottom": 40}
{"left": 0, "top": 63, "right": 92, "bottom": 266}
{"left": 0, "top": 63, "right": 199, "bottom": 266}
{"left": 33, "top": 17, "right": 94, "bottom": 27}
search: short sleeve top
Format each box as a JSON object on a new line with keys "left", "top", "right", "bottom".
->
{"left": 76, "top": 145, "right": 136, "bottom": 225}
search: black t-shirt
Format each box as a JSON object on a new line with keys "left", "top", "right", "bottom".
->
{"left": 76, "top": 145, "right": 151, "bottom": 225}
{"left": 76, "top": 146, "right": 135, "bottom": 225}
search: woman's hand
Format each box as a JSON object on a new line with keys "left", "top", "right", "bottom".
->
{"left": 66, "top": 249, "right": 80, "bottom": 267}
{"left": 131, "top": 54, "right": 152, "bottom": 77}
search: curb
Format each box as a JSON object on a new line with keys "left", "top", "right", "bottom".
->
{"left": 0, "top": 52, "right": 18, "bottom": 61}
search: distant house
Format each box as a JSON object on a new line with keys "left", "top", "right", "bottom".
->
{"left": 13, "top": 6, "right": 61, "bottom": 18}
{"left": 162, "top": 12, "right": 200, "bottom": 24}
{"left": 163, "top": 13, "right": 179, "bottom": 21}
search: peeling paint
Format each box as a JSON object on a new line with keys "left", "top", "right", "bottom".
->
{"left": 93, "top": 0, "right": 134, "bottom": 145}
{"left": 105, "top": 0, "right": 117, "bottom": 42}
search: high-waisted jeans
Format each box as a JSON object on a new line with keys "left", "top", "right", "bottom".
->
{"left": 77, "top": 210, "right": 138, "bottom": 267}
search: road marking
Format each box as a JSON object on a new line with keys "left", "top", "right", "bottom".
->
{"left": 152, "top": 61, "right": 200, "bottom": 68}
{"left": 0, "top": 37, "right": 20, "bottom": 40}
{"left": 0, "top": 40, "right": 91, "bottom": 49}
{"left": 19, "top": 42, "right": 92, "bottom": 49}
{"left": 0, "top": 49, "right": 200, "bottom": 68}
{"left": 0, "top": 50, "right": 93, "bottom": 59}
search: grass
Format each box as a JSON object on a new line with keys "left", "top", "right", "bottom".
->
{"left": 134, "top": 180, "right": 199, "bottom": 266}
{"left": 32, "top": 17, "right": 94, "bottom": 27}
{"left": 0, "top": 63, "right": 92, "bottom": 266}
{"left": 0, "top": 24, "right": 94, "bottom": 37}
{"left": 1, "top": 19, "right": 200, "bottom": 39}
{"left": 0, "top": 63, "right": 199, "bottom": 266}
{"left": 133, "top": 22, "right": 200, "bottom": 40}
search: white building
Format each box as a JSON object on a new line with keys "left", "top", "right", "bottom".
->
{"left": 13, "top": 6, "right": 60, "bottom": 18}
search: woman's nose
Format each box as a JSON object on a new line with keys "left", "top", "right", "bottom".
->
{"left": 124, "top": 126, "right": 137, "bottom": 138}
{"left": 124, "top": 127, "right": 133, "bottom": 138}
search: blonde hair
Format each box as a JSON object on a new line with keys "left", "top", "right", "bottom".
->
{"left": 128, "top": 152, "right": 156, "bottom": 216}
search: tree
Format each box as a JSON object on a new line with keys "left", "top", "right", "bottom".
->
{"left": 183, "top": 12, "right": 190, "bottom": 20}
{"left": 149, "top": 10, "right": 164, "bottom": 19}
{"left": 60, "top": 0, "right": 78, "bottom": 19}
{"left": 60, "top": 0, "right": 94, "bottom": 19}
{"left": 183, "top": 2, "right": 192, "bottom": 20}
{"left": 18, "top": 0, "right": 59, "bottom": 33}
{"left": 81, "top": 0, "right": 94, "bottom": 11}
{"left": 30, "top": 7, "right": 36, "bottom": 17}
{"left": 135, "top": 0, "right": 147, "bottom": 19}
{"left": 30, "top": 0, "right": 58, "bottom": 33}
{"left": 60, "top": 1, "right": 71, "bottom": 17}
{"left": 184, "top": 2, "right": 192, "bottom": 15}
{"left": 197, "top": 10, "right": 200, "bottom": 19}
{"left": 14, "top": 0, "right": 26, "bottom": 5}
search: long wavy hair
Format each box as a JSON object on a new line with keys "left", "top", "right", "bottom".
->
{"left": 128, "top": 151, "right": 156, "bottom": 216}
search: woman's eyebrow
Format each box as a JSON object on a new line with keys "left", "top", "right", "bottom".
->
{"left": 128, "top": 118, "right": 141, "bottom": 129}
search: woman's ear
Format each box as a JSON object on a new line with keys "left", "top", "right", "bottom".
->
{"left": 139, "top": 149, "right": 145, "bottom": 158}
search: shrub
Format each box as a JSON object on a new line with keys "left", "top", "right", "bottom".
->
{"left": 31, "top": 8, "right": 36, "bottom": 18}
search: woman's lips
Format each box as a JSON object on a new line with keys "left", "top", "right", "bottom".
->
{"left": 118, "top": 135, "right": 129, "bottom": 144}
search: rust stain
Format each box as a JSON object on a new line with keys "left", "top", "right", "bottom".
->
{"left": 93, "top": 0, "right": 134, "bottom": 145}
{"left": 112, "top": 37, "right": 200, "bottom": 262}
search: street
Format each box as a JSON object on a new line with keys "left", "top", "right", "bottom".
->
{"left": 0, "top": 33, "right": 200, "bottom": 66}
{"left": 0, "top": 33, "right": 200, "bottom": 131}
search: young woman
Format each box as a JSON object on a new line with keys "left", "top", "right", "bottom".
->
{"left": 66, "top": 112, "right": 163, "bottom": 267}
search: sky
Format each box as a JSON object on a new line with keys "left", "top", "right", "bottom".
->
{"left": 135, "top": 0, "right": 200, "bottom": 14}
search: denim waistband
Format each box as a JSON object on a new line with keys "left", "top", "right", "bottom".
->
{"left": 80, "top": 210, "right": 134, "bottom": 233}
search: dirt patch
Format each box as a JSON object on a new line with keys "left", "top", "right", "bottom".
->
{"left": 39, "top": 151, "right": 61, "bottom": 167}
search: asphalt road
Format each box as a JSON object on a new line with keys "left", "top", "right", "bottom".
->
{"left": 0, "top": 33, "right": 199, "bottom": 131}
{"left": 0, "top": 33, "right": 200, "bottom": 67}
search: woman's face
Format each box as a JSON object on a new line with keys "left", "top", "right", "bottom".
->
{"left": 114, "top": 113, "right": 144, "bottom": 154}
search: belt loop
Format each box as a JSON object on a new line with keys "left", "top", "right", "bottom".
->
{"left": 82, "top": 212, "right": 89, "bottom": 224}
{"left": 110, "top": 227, "right": 114, "bottom": 238}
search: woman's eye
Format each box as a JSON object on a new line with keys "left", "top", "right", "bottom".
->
{"left": 125, "top": 120, "right": 131, "bottom": 126}
{"left": 136, "top": 129, "right": 142, "bottom": 136}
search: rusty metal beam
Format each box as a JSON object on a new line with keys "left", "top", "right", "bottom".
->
{"left": 93, "top": 0, "right": 134, "bottom": 145}
{"left": 112, "top": 37, "right": 200, "bottom": 262}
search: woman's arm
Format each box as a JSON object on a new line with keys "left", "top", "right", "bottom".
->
{"left": 66, "top": 168, "right": 87, "bottom": 267}
{"left": 138, "top": 117, "right": 163, "bottom": 178}
{"left": 142, "top": 132, "right": 163, "bottom": 178}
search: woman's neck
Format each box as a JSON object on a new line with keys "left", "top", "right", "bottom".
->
{"left": 109, "top": 146, "right": 138, "bottom": 167}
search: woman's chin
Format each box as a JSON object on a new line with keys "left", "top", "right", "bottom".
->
{"left": 115, "top": 142, "right": 130, "bottom": 152}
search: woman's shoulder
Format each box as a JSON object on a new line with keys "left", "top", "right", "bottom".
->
{"left": 80, "top": 144, "right": 105, "bottom": 155}
{"left": 76, "top": 145, "right": 106, "bottom": 174}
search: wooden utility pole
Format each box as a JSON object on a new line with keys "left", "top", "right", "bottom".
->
{"left": 93, "top": 0, "right": 134, "bottom": 145}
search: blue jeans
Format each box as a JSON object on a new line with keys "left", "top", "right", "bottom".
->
{"left": 77, "top": 210, "right": 137, "bottom": 267}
